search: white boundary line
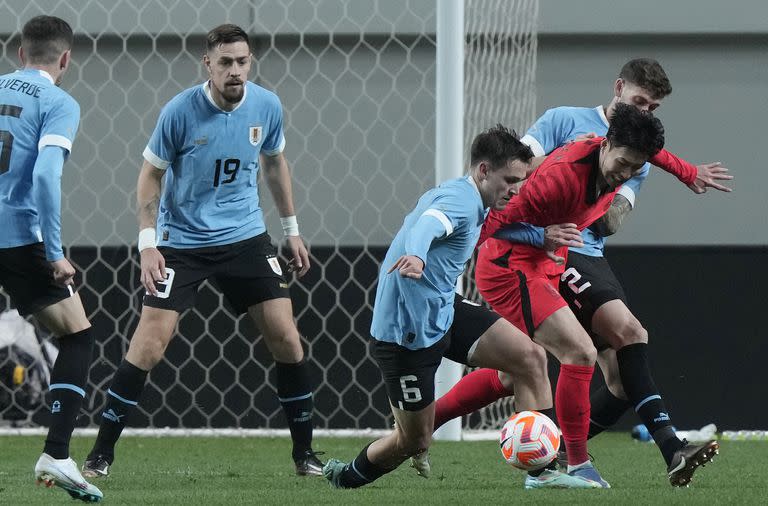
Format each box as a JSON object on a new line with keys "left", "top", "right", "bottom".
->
{"left": 0, "top": 427, "right": 500, "bottom": 440}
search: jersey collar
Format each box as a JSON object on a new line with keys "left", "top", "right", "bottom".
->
{"left": 17, "top": 68, "right": 54, "bottom": 85}
{"left": 203, "top": 80, "right": 247, "bottom": 112}
{"left": 595, "top": 105, "right": 610, "bottom": 128}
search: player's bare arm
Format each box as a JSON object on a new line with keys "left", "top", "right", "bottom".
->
{"left": 260, "top": 151, "right": 310, "bottom": 277}
{"left": 136, "top": 160, "right": 165, "bottom": 295}
{"left": 387, "top": 255, "right": 424, "bottom": 279}
{"left": 591, "top": 194, "right": 632, "bottom": 237}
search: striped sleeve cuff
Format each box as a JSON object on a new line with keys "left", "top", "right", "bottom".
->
{"left": 422, "top": 209, "right": 453, "bottom": 236}
{"left": 143, "top": 146, "right": 170, "bottom": 170}
{"left": 38, "top": 134, "right": 72, "bottom": 153}
{"left": 520, "top": 134, "right": 545, "bottom": 157}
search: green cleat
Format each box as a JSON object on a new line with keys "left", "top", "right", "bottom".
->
{"left": 323, "top": 458, "right": 348, "bottom": 489}
{"left": 410, "top": 450, "right": 431, "bottom": 478}
{"left": 524, "top": 468, "right": 602, "bottom": 489}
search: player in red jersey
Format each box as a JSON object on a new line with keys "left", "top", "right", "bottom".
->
{"left": 476, "top": 103, "right": 667, "bottom": 488}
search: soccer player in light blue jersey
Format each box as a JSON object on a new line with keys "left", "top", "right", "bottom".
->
{"left": 324, "top": 126, "right": 600, "bottom": 490}
{"left": 0, "top": 16, "right": 103, "bottom": 502}
{"left": 83, "top": 24, "right": 322, "bottom": 478}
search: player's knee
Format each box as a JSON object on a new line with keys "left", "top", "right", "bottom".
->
{"left": 615, "top": 318, "right": 648, "bottom": 346}
{"left": 128, "top": 336, "right": 166, "bottom": 369}
{"left": 567, "top": 340, "right": 597, "bottom": 366}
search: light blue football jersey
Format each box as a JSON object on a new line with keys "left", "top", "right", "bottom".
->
{"left": 143, "top": 81, "right": 286, "bottom": 248}
{"left": 371, "top": 175, "right": 486, "bottom": 350}
{"left": 0, "top": 69, "right": 79, "bottom": 260}
{"left": 521, "top": 106, "right": 648, "bottom": 257}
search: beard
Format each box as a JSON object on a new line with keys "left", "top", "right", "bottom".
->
{"left": 218, "top": 82, "right": 244, "bottom": 104}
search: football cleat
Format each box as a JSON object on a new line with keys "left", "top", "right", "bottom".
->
{"left": 35, "top": 453, "right": 103, "bottom": 502}
{"left": 667, "top": 439, "right": 719, "bottom": 487}
{"left": 410, "top": 449, "right": 431, "bottom": 478}
{"left": 82, "top": 454, "right": 111, "bottom": 479}
{"left": 322, "top": 458, "right": 348, "bottom": 488}
{"left": 568, "top": 462, "right": 611, "bottom": 488}
{"left": 524, "top": 468, "right": 601, "bottom": 489}
{"left": 295, "top": 450, "right": 325, "bottom": 476}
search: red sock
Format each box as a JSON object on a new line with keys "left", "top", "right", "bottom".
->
{"left": 556, "top": 364, "right": 594, "bottom": 466}
{"left": 434, "top": 368, "right": 511, "bottom": 430}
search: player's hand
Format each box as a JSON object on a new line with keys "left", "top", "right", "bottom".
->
{"left": 543, "top": 223, "right": 582, "bottom": 266}
{"left": 140, "top": 247, "right": 166, "bottom": 296}
{"left": 285, "top": 235, "right": 310, "bottom": 278}
{"left": 544, "top": 223, "right": 583, "bottom": 250}
{"left": 50, "top": 258, "right": 76, "bottom": 287}
{"left": 687, "top": 162, "right": 733, "bottom": 194}
{"left": 387, "top": 255, "right": 424, "bottom": 279}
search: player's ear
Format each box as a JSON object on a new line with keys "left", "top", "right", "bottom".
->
{"left": 59, "top": 50, "right": 71, "bottom": 71}
{"left": 614, "top": 78, "right": 623, "bottom": 98}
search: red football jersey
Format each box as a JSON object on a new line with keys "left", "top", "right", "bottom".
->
{"left": 480, "top": 138, "right": 618, "bottom": 277}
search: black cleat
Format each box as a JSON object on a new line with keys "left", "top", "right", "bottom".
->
{"left": 82, "top": 455, "right": 111, "bottom": 479}
{"left": 295, "top": 450, "right": 325, "bottom": 476}
{"left": 667, "top": 439, "right": 719, "bottom": 487}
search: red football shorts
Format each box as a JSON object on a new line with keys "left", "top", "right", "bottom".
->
{"left": 475, "top": 249, "right": 567, "bottom": 337}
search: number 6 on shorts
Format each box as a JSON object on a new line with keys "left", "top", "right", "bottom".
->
{"left": 399, "top": 375, "right": 422, "bottom": 404}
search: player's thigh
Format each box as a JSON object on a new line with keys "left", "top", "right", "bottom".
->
{"left": 214, "top": 232, "right": 291, "bottom": 315}
{"left": 371, "top": 337, "right": 448, "bottom": 412}
{"left": 0, "top": 243, "right": 87, "bottom": 333}
{"left": 534, "top": 306, "right": 596, "bottom": 365}
{"left": 445, "top": 296, "right": 542, "bottom": 375}
{"left": 560, "top": 252, "right": 629, "bottom": 348}
{"left": 34, "top": 292, "right": 90, "bottom": 336}
{"left": 125, "top": 305, "right": 180, "bottom": 369}
{"left": 591, "top": 299, "right": 648, "bottom": 348}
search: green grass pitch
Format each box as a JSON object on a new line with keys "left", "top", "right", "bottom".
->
{"left": 1, "top": 433, "right": 763, "bottom": 505}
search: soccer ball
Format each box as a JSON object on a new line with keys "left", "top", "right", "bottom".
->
{"left": 499, "top": 410, "right": 560, "bottom": 470}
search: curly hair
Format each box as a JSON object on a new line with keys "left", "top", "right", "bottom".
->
{"left": 606, "top": 103, "right": 665, "bottom": 158}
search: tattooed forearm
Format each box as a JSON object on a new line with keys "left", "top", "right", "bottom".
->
{"left": 592, "top": 194, "right": 632, "bottom": 237}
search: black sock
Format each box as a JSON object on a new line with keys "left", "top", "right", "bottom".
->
{"left": 44, "top": 328, "right": 94, "bottom": 459}
{"left": 527, "top": 407, "right": 558, "bottom": 477}
{"left": 338, "top": 443, "right": 389, "bottom": 488}
{"left": 89, "top": 359, "right": 148, "bottom": 462}
{"left": 276, "top": 359, "right": 315, "bottom": 461}
{"left": 616, "top": 343, "right": 683, "bottom": 466}
{"left": 588, "top": 385, "right": 630, "bottom": 438}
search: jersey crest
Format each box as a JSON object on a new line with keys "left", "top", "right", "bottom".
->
{"left": 249, "top": 126, "right": 262, "bottom": 146}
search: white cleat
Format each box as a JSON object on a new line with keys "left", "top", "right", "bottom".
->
{"left": 35, "top": 453, "right": 103, "bottom": 503}
{"left": 410, "top": 450, "right": 431, "bottom": 478}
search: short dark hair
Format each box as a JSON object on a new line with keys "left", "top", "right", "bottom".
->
{"left": 21, "top": 15, "right": 73, "bottom": 65}
{"left": 205, "top": 24, "right": 250, "bottom": 53}
{"left": 470, "top": 124, "right": 533, "bottom": 169}
{"left": 619, "top": 58, "right": 672, "bottom": 99}
{"left": 606, "top": 103, "right": 665, "bottom": 158}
